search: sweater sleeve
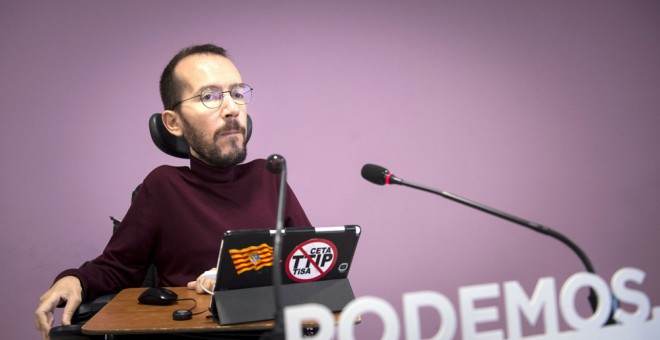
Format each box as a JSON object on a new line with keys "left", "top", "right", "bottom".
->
{"left": 54, "top": 178, "right": 157, "bottom": 301}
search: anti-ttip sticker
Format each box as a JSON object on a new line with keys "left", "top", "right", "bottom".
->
{"left": 285, "top": 238, "right": 337, "bottom": 282}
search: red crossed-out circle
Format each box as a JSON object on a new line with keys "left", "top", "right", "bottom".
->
{"left": 285, "top": 238, "right": 338, "bottom": 282}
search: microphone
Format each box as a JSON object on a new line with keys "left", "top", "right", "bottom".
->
{"left": 361, "top": 163, "right": 618, "bottom": 323}
{"left": 266, "top": 154, "right": 286, "bottom": 175}
{"left": 263, "top": 154, "right": 287, "bottom": 339}
{"left": 361, "top": 163, "right": 402, "bottom": 185}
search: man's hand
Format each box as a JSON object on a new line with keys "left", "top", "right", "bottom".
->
{"left": 187, "top": 268, "right": 216, "bottom": 294}
{"left": 35, "top": 276, "right": 83, "bottom": 340}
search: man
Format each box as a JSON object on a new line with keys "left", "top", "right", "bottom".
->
{"left": 35, "top": 44, "right": 311, "bottom": 339}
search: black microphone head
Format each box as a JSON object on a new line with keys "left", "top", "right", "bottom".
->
{"left": 361, "top": 164, "right": 390, "bottom": 185}
{"left": 266, "top": 154, "right": 286, "bottom": 174}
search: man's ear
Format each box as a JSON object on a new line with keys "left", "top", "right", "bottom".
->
{"left": 161, "top": 110, "right": 184, "bottom": 137}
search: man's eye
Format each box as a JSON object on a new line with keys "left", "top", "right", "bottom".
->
{"left": 232, "top": 92, "right": 245, "bottom": 99}
{"left": 201, "top": 93, "right": 219, "bottom": 101}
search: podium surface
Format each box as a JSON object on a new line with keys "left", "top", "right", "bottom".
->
{"left": 82, "top": 287, "right": 275, "bottom": 335}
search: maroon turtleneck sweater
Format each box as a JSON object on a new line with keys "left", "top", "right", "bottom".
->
{"left": 56, "top": 157, "right": 311, "bottom": 301}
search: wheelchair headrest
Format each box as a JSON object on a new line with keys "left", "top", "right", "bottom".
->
{"left": 149, "top": 113, "right": 253, "bottom": 159}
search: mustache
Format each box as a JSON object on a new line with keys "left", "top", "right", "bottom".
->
{"left": 213, "top": 118, "right": 246, "bottom": 140}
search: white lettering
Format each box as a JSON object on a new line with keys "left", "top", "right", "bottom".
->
{"left": 504, "top": 277, "right": 559, "bottom": 339}
{"left": 284, "top": 303, "right": 333, "bottom": 340}
{"left": 282, "top": 268, "right": 657, "bottom": 340}
{"left": 559, "top": 272, "right": 611, "bottom": 330}
{"left": 459, "top": 283, "right": 503, "bottom": 340}
{"left": 403, "top": 291, "right": 457, "bottom": 340}
{"left": 611, "top": 267, "right": 651, "bottom": 324}
{"left": 338, "top": 296, "right": 399, "bottom": 340}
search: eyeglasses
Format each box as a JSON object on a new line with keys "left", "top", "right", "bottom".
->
{"left": 170, "top": 83, "right": 253, "bottom": 110}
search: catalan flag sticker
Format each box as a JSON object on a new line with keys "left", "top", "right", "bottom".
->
{"left": 229, "top": 243, "right": 274, "bottom": 275}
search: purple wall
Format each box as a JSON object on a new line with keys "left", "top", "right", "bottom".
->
{"left": 2, "top": 1, "right": 659, "bottom": 338}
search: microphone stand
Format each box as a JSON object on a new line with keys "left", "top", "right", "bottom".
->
{"left": 385, "top": 174, "right": 617, "bottom": 324}
{"left": 271, "top": 165, "right": 287, "bottom": 338}
{"left": 262, "top": 156, "right": 287, "bottom": 339}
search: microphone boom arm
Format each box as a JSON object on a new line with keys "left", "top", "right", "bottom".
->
{"left": 399, "top": 178, "right": 596, "bottom": 274}
{"left": 363, "top": 163, "right": 616, "bottom": 322}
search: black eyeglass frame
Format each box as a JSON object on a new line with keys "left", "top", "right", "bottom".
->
{"left": 169, "top": 83, "right": 253, "bottom": 111}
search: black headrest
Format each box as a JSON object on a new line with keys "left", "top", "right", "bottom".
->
{"left": 149, "top": 113, "right": 253, "bottom": 159}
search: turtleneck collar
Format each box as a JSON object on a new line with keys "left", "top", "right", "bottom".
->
{"left": 189, "top": 155, "right": 243, "bottom": 183}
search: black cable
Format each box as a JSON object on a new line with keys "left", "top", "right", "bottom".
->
{"left": 176, "top": 298, "right": 208, "bottom": 316}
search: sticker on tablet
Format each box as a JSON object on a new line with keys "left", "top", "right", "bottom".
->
{"left": 229, "top": 243, "right": 273, "bottom": 275}
{"left": 285, "top": 238, "right": 338, "bottom": 282}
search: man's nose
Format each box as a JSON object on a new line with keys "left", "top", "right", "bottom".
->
{"left": 220, "top": 92, "right": 240, "bottom": 117}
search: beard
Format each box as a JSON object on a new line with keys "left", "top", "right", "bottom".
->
{"left": 180, "top": 116, "right": 248, "bottom": 167}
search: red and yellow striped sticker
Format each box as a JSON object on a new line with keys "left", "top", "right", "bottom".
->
{"left": 229, "top": 243, "right": 274, "bottom": 275}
